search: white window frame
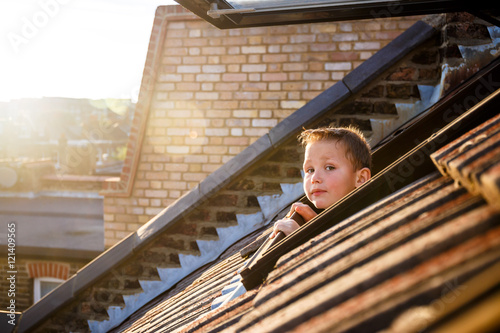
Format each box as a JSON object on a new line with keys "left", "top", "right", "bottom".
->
{"left": 33, "top": 276, "right": 64, "bottom": 303}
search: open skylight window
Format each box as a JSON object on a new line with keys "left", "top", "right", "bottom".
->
{"left": 174, "top": 0, "right": 493, "bottom": 29}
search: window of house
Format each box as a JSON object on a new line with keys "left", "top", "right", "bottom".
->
{"left": 33, "top": 277, "right": 64, "bottom": 302}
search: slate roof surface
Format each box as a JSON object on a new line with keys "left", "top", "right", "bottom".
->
{"left": 111, "top": 224, "right": 271, "bottom": 332}
{"left": 111, "top": 98, "right": 500, "bottom": 332}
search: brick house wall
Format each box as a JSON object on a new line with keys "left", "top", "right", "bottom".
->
{"left": 101, "top": 5, "right": 423, "bottom": 248}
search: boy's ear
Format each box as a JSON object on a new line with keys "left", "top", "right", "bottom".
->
{"left": 355, "top": 167, "right": 371, "bottom": 188}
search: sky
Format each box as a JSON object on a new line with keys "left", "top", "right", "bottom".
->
{"left": 0, "top": 0, "right": 177, "bottom": 103}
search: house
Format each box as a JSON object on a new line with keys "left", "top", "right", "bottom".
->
{"left": 0, "top": 97, "right": 133, "bottom": 323}
{"left": 8, "top": 1, "right": 500, "bottom": 332}
{"left": 0, "top": 192, "right": 104, "bottom": 333}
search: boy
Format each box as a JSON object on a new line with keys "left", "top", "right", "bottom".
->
{"left": 270, "top": 126, "right": 372, "bottom": 238}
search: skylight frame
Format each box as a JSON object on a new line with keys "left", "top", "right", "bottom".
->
{"left": 173, "top": 0, "right": 486, "bottom": 29}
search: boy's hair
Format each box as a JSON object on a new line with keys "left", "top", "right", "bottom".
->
{"left": 298, "top": 126, "right": 372, "bottom": 171}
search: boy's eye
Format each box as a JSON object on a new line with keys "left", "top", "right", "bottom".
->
{"left": 326, "top": 165, "right": 335, "bottom": 171}
{"left": 306, "top": 168, "right": 314, "bottom": 174}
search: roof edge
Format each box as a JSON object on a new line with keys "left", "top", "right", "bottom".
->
{"left": 0, "top": 245, "right": 102, "bottom": 261}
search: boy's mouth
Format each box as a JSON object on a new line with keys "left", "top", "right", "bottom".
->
{"left": 310, "top": 189, "right": 326, "bottom": 196}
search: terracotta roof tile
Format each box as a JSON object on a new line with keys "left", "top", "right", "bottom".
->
{"left": 232, "top": 178, "right": 490, "bottom": 332}
{"left": 481, "top": 163, "right": 500, "bottom": 210}
{"left": 432, "top": 113, "right": 500, "bottom": 205}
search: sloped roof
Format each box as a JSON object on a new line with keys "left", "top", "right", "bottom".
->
{"left": 111, "top": 224, "right": 270, "bottom": 332}
{"left": 0, "top": 195, "right": 103, "bottom": 259}
{"left": 13, "top": 7, "right": 500, "bottom": 333}
{"left": 107, "top": 67, "right": 500, "bottom": 333}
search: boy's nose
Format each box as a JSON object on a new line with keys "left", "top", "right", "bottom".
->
{"left": 311, "top": 171, "right": 322, "bottom": 183}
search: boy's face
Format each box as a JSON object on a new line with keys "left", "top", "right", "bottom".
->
{"left": 303, "top": 140, "right": 359, "bottom": 209}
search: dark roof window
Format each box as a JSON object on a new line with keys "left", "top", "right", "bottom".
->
{"left": 174, "top": 0, "right": 494, "bottom": 29}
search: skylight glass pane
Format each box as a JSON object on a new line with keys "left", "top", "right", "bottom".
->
{"left": 228, "top": 0, "right": 399, "bottom": 10}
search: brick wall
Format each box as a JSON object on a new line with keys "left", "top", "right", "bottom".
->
{"left": 101, "top": 5, "right": 423, "bottom": 247}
